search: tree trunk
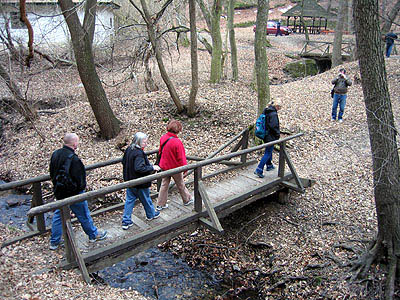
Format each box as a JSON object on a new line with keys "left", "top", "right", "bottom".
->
{"left": 188, "top": 0, "right": 198, "bottom": 117}
{"left": 138, "top": 0, "right": 184, "bottom": 113}
{"left": 0, "top": 62, "right": 37, "bottom": 120}
{"left": 254, "top": 0, "right": 270, "bottom": 115}
{"left": 228, "top": 0, "right": 238, "bottom": 81}
{"left": 352, "top": 1, "right": 400, "bottom": 299}
{"left": 144, "top": 51, "right": 159, "bottom": 92}
{"left": 381, "top": 0, "right": 400, "bottom": 33}
{"left": 58, "top": 0, "right": 121, "bottom": 140}
{"left": 332, "top": 0, "right": 346, "bottom": 67}
{"left": 209, "top": 0, "right": 223, "bottom": 83}
{"left": 300, "top": 0, "right": 310, "bottom": 41}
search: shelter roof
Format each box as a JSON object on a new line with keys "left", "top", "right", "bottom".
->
{"left": 282, "top": 0, "right": 336, "bottom": 19}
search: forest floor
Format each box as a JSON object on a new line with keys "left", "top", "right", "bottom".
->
{"left": 1, "top": 7, "right": 400, "bottom": 300}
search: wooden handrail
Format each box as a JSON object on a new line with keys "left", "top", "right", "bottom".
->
{"left": 27, "top": 133, "right": 303, "bottom": 217}
{"left": 0, "top": 150, "right": 158, "bottom": 191}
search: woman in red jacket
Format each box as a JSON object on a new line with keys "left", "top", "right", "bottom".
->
{"left": 156, "top": 120, "right": 193, "bottom": 211}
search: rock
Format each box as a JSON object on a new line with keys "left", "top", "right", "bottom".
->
{"left": 283, "top": 58, "right": 319, "bottom": 78}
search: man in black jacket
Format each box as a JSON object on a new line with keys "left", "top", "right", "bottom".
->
{"left": 49, "top": 133, "right": 107, "bottom": 250}
{"left": 331, "top": 68, "right": 352, "bottom": 123}
{"left": 254, "top": 100, "right": 281, "bottom": 178}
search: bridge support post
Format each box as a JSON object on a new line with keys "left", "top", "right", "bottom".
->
{"left": 278, "top": 141, "right": 286, "bottom": 178}
{"left": 61, "top": 207, "right": 74, "bottom": 263}
{"left": 194, "top": 167, "right": 202, "bottom": 213}
{"left": 240, "top": 129, "right": 249, "bottom": 163}
{"left": 31, "top": 182, "right": 46, "bottom": 232}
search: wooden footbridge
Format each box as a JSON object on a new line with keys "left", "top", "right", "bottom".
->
{"left": 0, "top": 130, "right": 312, "bottom": 283}
{"left": 300, "top": 40, "right": 355, "bottom": 61}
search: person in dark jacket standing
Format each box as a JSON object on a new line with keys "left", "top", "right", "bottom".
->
{"left": 385, "top": 30, "right": 398, "bottom": 58}
{"left": 49, "top": 133, "right": 107, "bottom": 250}
{"left": 254, "top": 100, "right": 281, "bottom": 178}
{"left": 276, "top": 20, "right": 282, "bottom": 36}
{"left": 331, "top": 68, "right": 352, "bottom": 123}
{"left": 122, "top": 132, "right": 161, "bottom": 230}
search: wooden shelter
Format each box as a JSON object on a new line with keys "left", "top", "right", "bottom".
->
{"left": 282, "top": 0, "right": 336, "bottom": 34}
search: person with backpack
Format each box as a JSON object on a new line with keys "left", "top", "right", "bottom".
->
{"left": 385, "top": 30, "right": 398, "bottom": 58}
{"left": 254, "top": 100, "right": 281, "bottom": 178}
{"left": 49, "top": 133, "right": 107, "bottom": 250}
{"left": 331, "top": 68, "right": 352, "bottom": 123}
{"left": 155, "top": 120, "right": 193, "bottom": 211}
{"left": 121, "top": 132, "right": 161, "bottom": 230}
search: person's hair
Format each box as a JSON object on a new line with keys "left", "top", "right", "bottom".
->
{"left": 166, "top": 120, "right": 182, "bottom": 134}
{"left": 131, "top": 132, "right": 148, "bottom": 148}
{"left": 339, "top": 68, "right": 346, "bottom": 74}
{"left": 63, "top": 133, "right": 78, "bottom": 145}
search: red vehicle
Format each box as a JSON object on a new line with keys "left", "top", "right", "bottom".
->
{"left": 253, "top": 21, "right": 292, "bottom": 35}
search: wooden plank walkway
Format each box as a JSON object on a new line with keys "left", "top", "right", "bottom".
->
{"left": 72, "top": 162, "right": 283, "bottom": 255}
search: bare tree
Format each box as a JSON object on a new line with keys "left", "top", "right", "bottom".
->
{"left": 227, "top": 0, "right": 238, "bottom": 81}
{"left": 188, "top": 0, "right": 198, "bottom": 117}
{"left": 58, "top": 0, "right": 121, "bottom": 140}
{"left": 352, "top": 1, "right": 400, "bottom": 299}
{"left": 130, "top": 0, "right": 184, "bottom": 113}
{"left": 254, "top": 0, "right": 270, "bottom": 115}
{"left": 300, "top": 0, "right": 310, "bottom": 41}
{"left": 197, "top": 0, "right": 223, "bottom": 83}
{"left": 381, "top": 0, "right": 400, "bottom": 33}
{"left": 0, "top": 62, "right": 37, "bottom": 120}
{"left": 332, "top": 0, "right": 347, "bottom": 67}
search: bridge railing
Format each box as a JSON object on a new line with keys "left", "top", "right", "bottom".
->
{"left": 0, "top": 128, "right": 250, "bottom": 242}
{"left": 300, "top": 40, "right": 355, "bottom": 57}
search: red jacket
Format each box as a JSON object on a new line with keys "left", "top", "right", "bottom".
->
{"left": 158, "top": 132, "right": 187, "bottom": 170}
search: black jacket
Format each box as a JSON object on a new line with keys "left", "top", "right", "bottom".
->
{"left": 49, "top": 145, "right": 86, "bottom": 199}
{"left": 263, "top": 105, "right": 280, "bottom": 143}
{"left": 122, "top": 146, "right": 154, "bottom": 189}
{"left": 332, "top": 75, "right": 352, "bottom": 95}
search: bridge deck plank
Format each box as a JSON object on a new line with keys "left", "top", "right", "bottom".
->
{"left": 71, "top": 162, "right": 284, "bottom": 258}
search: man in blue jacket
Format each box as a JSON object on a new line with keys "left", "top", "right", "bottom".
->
{"left": 385, "top": 30, "right": 398, "bottom": 58}
{"left": 254, "top": 100, "right": 281, "bottom": 178}
{"left": 49, "top": 133, "right": 107, "bottom": 250}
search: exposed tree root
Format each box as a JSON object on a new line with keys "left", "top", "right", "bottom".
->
{"left": 349, "top": 237, "right": 399, "bottom": 300}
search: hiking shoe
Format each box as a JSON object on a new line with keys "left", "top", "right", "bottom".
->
{"left": 331, "top": 119, "right": 335, "bottom": 122}
{"left": 122, "top": 223, "right": 134, "bottom": 230}
{"left": 49, "top": 241, "right": 64, "bottom": 251}
{"left": 156, "top": 204, "right": 168, "bottom": 211}
{"left": 338, "top": 119, "right": 343, "bottom": 123}
{"left": 183, "top": 198, "right": 194, "bottom": 206}
{"left": 254, "top": 171, "right": 265, "bottom": 178}
{"left": 266, "top": 165, "right": 275, "bottom": 171}
{"left": 89, "top": 230, "right": 108, "bottom": 243}
{"left": 146, "top": 211, "right": 160, "bottom": 221}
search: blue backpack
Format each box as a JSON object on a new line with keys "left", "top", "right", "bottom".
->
{"left": 255, "top": 113, "right": 267, "bottom": 139}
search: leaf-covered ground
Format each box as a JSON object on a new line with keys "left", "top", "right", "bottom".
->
{"left": 1, "top": 8, "right": 400, "bottom": 299}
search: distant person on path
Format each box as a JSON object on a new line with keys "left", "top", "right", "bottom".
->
{"left": 331, "top": 68, "right": 352, "bottom": 123}
{"left": 385, "top": 30, "right": 398, "bottom": 58}
{"left": 156, "top": 120, "right": 193, "bottom": 211}
{"left": 254, "top": 100, "right": 281, "bottom": 178}
{"left": 49, "top": 133, "right": 107, "bottom": 250}
{"left": 121, "top": 132, "right": 161, "bottom": 230}
{"left": 276, "top": 21, "right": 282, "bottom": 36}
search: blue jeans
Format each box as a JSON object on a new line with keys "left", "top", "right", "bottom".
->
{"left": 50, "top": 198, "right": 98, "bottom": 246}
{"left": 122, "top": 187, "right": 156, "bottom": 225}
{"left": 256, "top": 145, "right": 274, "bottom": 174}
{"left": 386, "top": 43, "right": 394, "bottom": 57}
{"left": 331, "top": 94, "right": 347, "bottom": 120}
